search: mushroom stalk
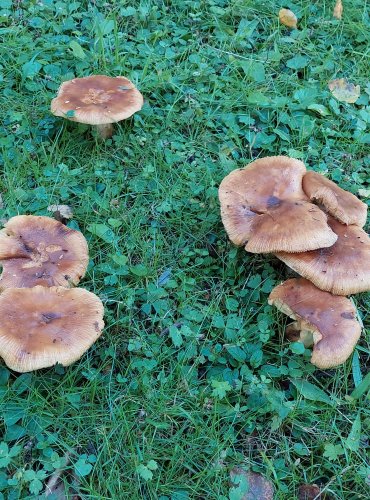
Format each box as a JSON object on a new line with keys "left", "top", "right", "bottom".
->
{"left": 96, "top": 123, "right": 113, "bottom": 139}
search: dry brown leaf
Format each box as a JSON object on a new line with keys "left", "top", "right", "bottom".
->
{"left": 279, "top": 8, "right": 298, "bottom": 29}
{"left": 298, "top": 483, "right": 324, "bottom": 499}
{"left": 230, "top": 467, "right": 274, "bottom": 500}
{"left": 333, "top": 0, "right": 343, "bottom": 20}
{"left": 328, "top": 78, "right": 360, "bottom": 103}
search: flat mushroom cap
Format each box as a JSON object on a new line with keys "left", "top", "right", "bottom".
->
{"left": 303, "top": 171, "right": 367, "bottom": 227}
{"left": 268, "top": 278, "right": 361, "bottom": 369}
{"left": 0, "top": 215, "right": 88, "bottom": 290}
{"left": 0, "top": 286, "right": 104, "bottom": 373}
{"left": 276, "top": 216, "right": 370, "bottom": 295}
{"left": 219, "top": 156, "right": 337, "bottom": 253}
{"left": 50, "top": 75, "right": 144, "bottom": 125}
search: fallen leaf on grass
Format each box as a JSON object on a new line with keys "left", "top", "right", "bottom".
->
{"left": 298, "top": 483, "right": 323, "bottom": 499}
{"left": 328, "top": 78, "right": 360, "bottom": 103}
{"left": 358, "top": 188, "right": 370, "bottom": 198}
{"left": 333, "top": 0, "right": 343, "bottom": 20}
{"left": 47, "top": 204, "right": 73, "bottom": 221}
{"left": 279, "top": 8, "right": 298, "bottom": 29}
{"left": 230, "top": 467, "right": 274, "bottom": 499}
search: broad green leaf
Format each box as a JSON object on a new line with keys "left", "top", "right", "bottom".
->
{"left": 22, "top": 60, "right": 42, "bottom": 79}
{"left": 247, "top": 92, "right": 269, "bottom": 106}
{"left": 352, "top": 351, "right": 362, "bottom": 387}
{"left": 290, "top": 342, "right": 305, "bottom": 355}
{"left": 323, "top": 443, "right": 344, "bottom": 461}
{"left": 345, "top": 413, "right": 361, "bottom": 452}
{"left": 169, "top": 325, "right": 183, "bottom": 347}
{"left": 211, "top": 380, "right": 232, "bottom": 399}
{"left": 136, "top": 464, "right": 153, "bottom": 481}
{"left": 291, "top": 379, "right": 334, "bottom": 405}
{"left": 69, "top": 41, "right": 86, "bottom": 60}
{"left": 87, "top": 223, "right": 116, "bottom": 243}
{"left": 350, "top": 372, "right": 370, "bottom": 400}
{"left": 307, "top": 104, "right": 330, "bottom": 116}
{"left": 286, "top": 55, "right": 309, "bottom": 70}
{"left": 240, "top": 61, "right": 265, "bottom": 82}
{"left": 29, "top": 478, "right": 43, "bottom": 495}
{"left": 74, "top": 458, "right": 93, "bottom": 477}
{"left": 146, "top": 460, "right": 158, "bottom": 471}
{"left": 226, "top": 346, "right": 246, "bottom": 362}
{"left": 130, "top": 264, "right": 148, "bottom": 277}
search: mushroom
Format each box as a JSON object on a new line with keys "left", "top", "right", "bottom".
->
{"left": 302, "top": 171, "right": 367, "bottom": 227}
{"left": 0, "top": 215, "right": 88, "bottom": 290}
{"left": 51, "top": 75, "right": 144, "bottom": 139}
{"left": 268, "top": 278, "right": 361, "bottom": 369}
{"left": 219, "top": 156, "right": 338, "bottom": 253}
{"left": 276, "top": 216, "right": 370, "bottom": 295}
{"left": 0, "top": 286, "right": 104, "bottom": 373}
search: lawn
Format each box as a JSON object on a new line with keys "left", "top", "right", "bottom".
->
{"left": 0, "top": 0, "right": 369, "bottom": 498}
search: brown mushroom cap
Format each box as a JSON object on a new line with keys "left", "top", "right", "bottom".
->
{"left": 0, "top": 215, "right": 88, "bottom": 290}
{"left": 303, "top": 171, "right": 367, "bottom": 227}
{"left": 0, "top": 286, "right": 104, "bottom": 373}
{"left": 219, "top": 156, "right": 337, "bottom": 253}
{"left": 50, "top": 75, "right": 143, "bottom": 125}
{"left": 268, "top": 278, "right": 361, "bottom": 369}
{"left": 276, "top": 216, "right": 370, "bottom": 295}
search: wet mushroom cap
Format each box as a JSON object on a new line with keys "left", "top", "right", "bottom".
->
{"left": 276, "top": 216, "right": 370, "bottom": 295}
{"left": 0, "top": 286, "right": 104, "bottom": 373}
{"left": 50, "top": 75, "right": 144, "bottom": 125}
{"left": 303, "top": 171, "right": 367, "bottom": 227}
{"left": 219, "top": 156, "right": 337, "bottom": 253}
{"left": 268, "top": 278, "right": 361, "bottom": 369}
{"left": 0, "top": 215, "right": 88, "bottom": 290}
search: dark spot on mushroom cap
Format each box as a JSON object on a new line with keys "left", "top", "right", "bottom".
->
{"left": 341, "top": 311, "right": 355, "bottom": 320}
{"left": 41, "top": 312, "right": 61, "bottom": 324}
{"left": 94, "top": 321, "right": 100, "bottom": 332}
{"left": 266, "top": 195, "right": 281, "bottom": 208}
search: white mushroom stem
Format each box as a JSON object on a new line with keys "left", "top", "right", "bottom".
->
{"left": 96, "top": 123, "right": 113, "bottom": 139}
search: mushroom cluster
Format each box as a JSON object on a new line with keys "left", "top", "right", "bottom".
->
{"left": 0, "top": 215, "right": 104, "bottom": 372}
{"left": 219, "top": 156, "right": 369, "bottom": 369}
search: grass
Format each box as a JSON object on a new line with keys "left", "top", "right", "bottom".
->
{"left": 0, "top": 0, "right": 369, "bottom": 498}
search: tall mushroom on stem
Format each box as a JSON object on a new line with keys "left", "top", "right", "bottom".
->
{"left": 0, "top": 215, "right": 88, "bottom": 290}
{"left": 268, "top": 278, "right": 361, "bottom": 369}
{"left": 302, "top": 171, "right": 367, "bottom": 227}
{"left": 0, "top": 286, "right": 104, "bottom": 373}
{"left": 276, "top": 216, "right": 370, "bottom": 295}
{"left": 51, "top": 75, "right": 144, "bottom": 139}
{"left": 219, "top": 156, "right": 337, "bottom": 253}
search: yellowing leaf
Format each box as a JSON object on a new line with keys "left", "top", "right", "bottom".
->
{"left": 328, "top": 78, "right": 360, "bottom": 103}
{"left": 333, "top": 0, "right": 343, "bottom": 20}
{"left": 279, "top": 8, "right": 298, "bottom": 29}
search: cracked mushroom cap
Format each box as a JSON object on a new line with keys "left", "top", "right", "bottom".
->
{"left": 303, "top": 171, "right": 367, "bottom": 227}
{"left": 50, "top": 75, "right": 144, "bottom": 125}
{"left": 0, "top": 286, "right": 104, "bottom": 373}
{"left": 219, "top": 156, "right": 337, "bottom": 253}
{"left": 268, "top": 278, "right": 361, "bottom": 369}
{"left": 276, "top": 216, "right": 370, "bottom": 295}
{"left": 0, "top": 215, "right": 88, "bottom": 290}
